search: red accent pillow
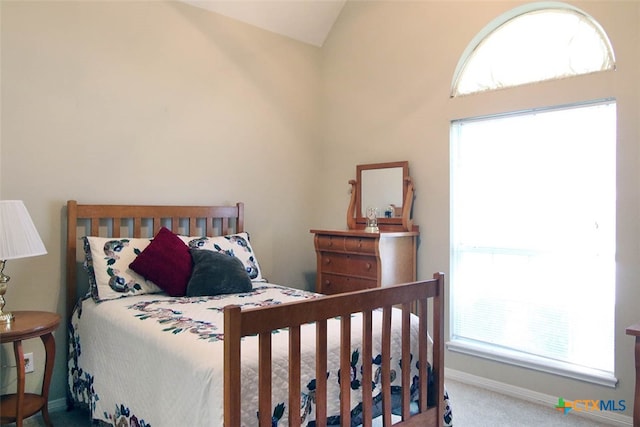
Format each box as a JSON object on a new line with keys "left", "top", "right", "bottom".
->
{"left": 129, "top": 227, "right": 192, "bottom": 296}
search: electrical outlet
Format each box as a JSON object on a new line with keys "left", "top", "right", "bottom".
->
{"left": 23, "top": 353, "right": 34, "bottom": 373}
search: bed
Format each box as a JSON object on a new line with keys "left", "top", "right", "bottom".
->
{"left": 65, "top": 200, "right": 452, "bottom": 426}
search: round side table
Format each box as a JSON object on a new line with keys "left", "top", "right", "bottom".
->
{"left": 0, "top": 311, "right": 61, "bottom": 427}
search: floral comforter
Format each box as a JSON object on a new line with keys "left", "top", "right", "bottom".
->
{"left": 68, "top": 283, "right": 452, "bottom": 426}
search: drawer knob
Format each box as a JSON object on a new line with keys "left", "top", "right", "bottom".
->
{"left": 365, "top": 263, "right": 372, "bottom": 270}
{"left": 324, "top": 258, "right": 332, "bottom": 265}
{"left": 324, "top": 279, "right": 331, "bottom": 285}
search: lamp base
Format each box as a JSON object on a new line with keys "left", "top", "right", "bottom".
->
{"left": 0, "top": 263, "right": 14, "bottom": 323}
{"left": 0, "top": 310, "right": 14, "bottom": 324}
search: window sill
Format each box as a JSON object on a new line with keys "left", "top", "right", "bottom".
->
{"left": 446, "top": 339, "right": 618, "bottom": 388}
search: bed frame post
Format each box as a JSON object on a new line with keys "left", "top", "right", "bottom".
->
{"left": 224, "top": 305, "right": 242, "bottom": 426}
{"left": 433, "top": 271, "right": 445, "bottom": 427}
{"left": 66, "top": 200, "right": 78, "bottom": 321}
{"left": 236, "top": 202, "right": 244, "bottom": 233}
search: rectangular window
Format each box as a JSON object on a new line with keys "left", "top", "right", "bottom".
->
{"left": 449, "top": 100, "right": 617, "bottom": 386}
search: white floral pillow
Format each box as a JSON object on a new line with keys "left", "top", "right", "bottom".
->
{"left": 179, "top": 232, "right": 265, "bottom": 282}
{"left": 83, "top": 236, "right": 163, "bottom": 302}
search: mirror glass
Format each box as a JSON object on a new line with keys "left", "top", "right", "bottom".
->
{"left": 360, "top": 167, "right": 404, "bottom": 218}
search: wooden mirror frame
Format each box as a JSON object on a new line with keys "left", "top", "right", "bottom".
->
{"left": 347, "top": 161, "right": 416, "bottom": 232}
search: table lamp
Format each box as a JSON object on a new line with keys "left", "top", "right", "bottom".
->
{"left": 0, "top": 200, "right": 47, "bottom": 323}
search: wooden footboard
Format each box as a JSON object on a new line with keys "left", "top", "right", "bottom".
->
{"left": 224, "top": 273, "right": 445, "bottom": 427}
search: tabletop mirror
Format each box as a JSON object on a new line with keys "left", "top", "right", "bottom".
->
{"left": 347, "top": 161, "right": 415, "bottom": 232}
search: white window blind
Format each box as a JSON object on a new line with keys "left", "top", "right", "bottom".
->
{"left": 449, "top": 101, "right": 617, "bottom": 386}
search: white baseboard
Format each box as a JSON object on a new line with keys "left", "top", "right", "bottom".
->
{"left": 445, "top": 368, "right": 632, "bottom": 427}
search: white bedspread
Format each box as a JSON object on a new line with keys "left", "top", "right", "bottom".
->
{"left": 69, "top": 283, "right": 451, "bottom": 426}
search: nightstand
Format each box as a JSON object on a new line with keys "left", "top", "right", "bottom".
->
{"left": 626, "top": 324, "right": 640, "bottom": 427}
{"left": 310, "top": 229, "right": 418, "bottom": 295}
{"left": 0, "top": 311, "right": 61, "bottom": 427}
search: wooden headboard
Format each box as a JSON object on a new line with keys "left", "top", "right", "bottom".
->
{"left": 65, "top": 200, "right": 245, "bottom": 319}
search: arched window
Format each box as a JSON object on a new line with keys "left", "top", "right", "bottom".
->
{"left": 449, "top": 4, "right": 618, "bottom": 386}
{"left": 451, "top": 4, "right": 615, "bottom": 96}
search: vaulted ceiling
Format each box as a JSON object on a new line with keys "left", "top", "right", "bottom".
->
{"left": 181, "top": 0, "right": 347, "bottom": 47}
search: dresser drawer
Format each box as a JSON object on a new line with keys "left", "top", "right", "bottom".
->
{"left": 316, "top": 235, "right": 342, "bottom": 251}
{"left": 316, "top": 235, "right": 376, "bottom": 254}
{"left": 318, "top": 273, "right": 377, "bottom": 295}
{"left": 320, "top": 253, "right": 377, "bottom": 278}
{"left": 343, "top": 236, "right": 376, "bottom": 254}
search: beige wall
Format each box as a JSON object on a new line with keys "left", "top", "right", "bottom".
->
{"left": 2, "top": 0, "right": 639, "bottom": 419}
{"left": 0, "top": 1, "right": 321, "bottom": 402}
{"left": 322, "top": 0, "right": 639, "bottom": 417}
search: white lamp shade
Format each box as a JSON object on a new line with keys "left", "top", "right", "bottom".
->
{"left": 0, "top": 200, "right": 47, "bottom": 260}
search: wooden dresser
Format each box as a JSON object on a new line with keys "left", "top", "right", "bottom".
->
{"left": 310, "top": 229, "right": 419, "bottom": 295}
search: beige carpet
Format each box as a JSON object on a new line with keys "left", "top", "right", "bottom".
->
{"left": 446, "top": 378, "right": 616, "bottom": 426}
{"left": 10, "top": 379, "right": 617, "bottom": 426}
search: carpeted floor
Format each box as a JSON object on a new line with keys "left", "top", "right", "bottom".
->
{"left": 445, "top": 379, "right": 616, "bottom": 426}
{"left": 8, "top": 379, "right": 617, "bottom": 426}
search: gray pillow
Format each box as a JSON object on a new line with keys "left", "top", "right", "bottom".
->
{"left": 186, "top": 249, "right": 252, "bottom": 297}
